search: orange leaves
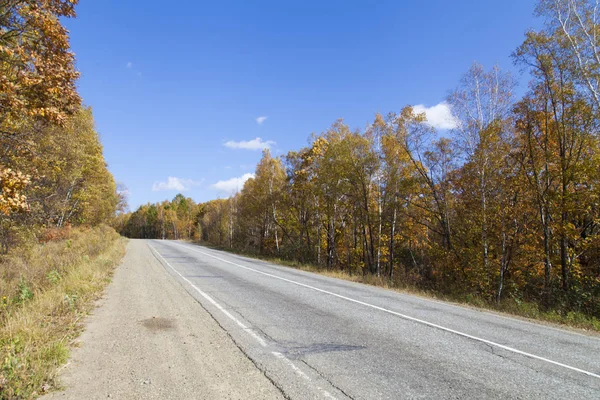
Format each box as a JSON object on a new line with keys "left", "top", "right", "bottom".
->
{"left": 1, "top": 0, "right": 81, "bottom": 131}
{"left": 1, "top": 0, "right": 82, "bottom": 218}
{"left": 0, "top": 167, "right": 30, "bottom": 215}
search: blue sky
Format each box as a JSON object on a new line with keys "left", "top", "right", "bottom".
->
{"left": 64, "top": 0, "right": 539, "bottom": 210}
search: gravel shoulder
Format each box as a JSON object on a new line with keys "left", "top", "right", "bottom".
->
{"left": 45, "top": 239, "right": 283, "bottom": 400}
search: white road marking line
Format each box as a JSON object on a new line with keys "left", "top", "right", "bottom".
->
{"left": 150, "top": 243, "right": 338, "bottom": 399}
{"left": 392, "top": 287, "right": 600, "bottom": 342}
{"left": 211, "top": 246, "right": 600, "bottom": 342}
{"left": 272, "top": 352, "right": 337, "bottom": 399}
{"left": 148, "top": 244, "right": 267, "bottom": 347}
{"left": 272, "top": 352, "right": 311, "bottom": 381}
{"left": 169, "top": 241, "right": 600, "bottom": 380}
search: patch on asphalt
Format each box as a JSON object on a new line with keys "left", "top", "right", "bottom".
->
{"left": 141, "top": 317, "right": 175, "bottom": 332}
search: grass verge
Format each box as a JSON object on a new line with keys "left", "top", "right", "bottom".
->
{"left": 194, "top": 241, "right": 600, "bottom": 334}
{"left": 0, "top": 225, "right": 127, "bottom": 399}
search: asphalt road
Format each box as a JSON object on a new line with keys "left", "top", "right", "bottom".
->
{"left": 148, "top": 239, "right": 600, "bottom": 399}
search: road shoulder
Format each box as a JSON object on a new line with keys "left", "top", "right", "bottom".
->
{"left": 45, "top": 239, "right": 283, "bottom": 400}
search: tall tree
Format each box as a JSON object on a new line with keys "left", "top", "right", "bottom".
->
{"left": 515, "top": 23, "right": 598, "bottom": 296}
{"left": 393, "top": 107, "right": 456, "bottom": 254}
{"left": 448, "top": 63, "right": 515, "bottom": 280}
{"left": 1, "top": 0, "right": 80, "bottom": 215}
{"left": 536, "top": 0, "right": 600, "bottom": 111}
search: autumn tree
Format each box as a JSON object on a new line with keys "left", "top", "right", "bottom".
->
{"left": 513, "top": 4, "right": 600, "bottom": 307}
{"left": 390, "top": 107, "right": 456, "bottom": 255}
{"left": 1, "top": 0, "right": 80, "bottom": 214}
{"left": 447, "top": 63, "right": 515, "bottom": 283}
{"left": 535, "top": 0, "right": 600, "bottom": 111}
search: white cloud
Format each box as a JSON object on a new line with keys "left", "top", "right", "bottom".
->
{"left": 212, "top": 173, "right": 254, "bottom": 194}
{"left": 152, "top": 177, "right": 203, "bottom": 192}
{"left": 256, "top": 116, "right": 268, "bottom": 125}
{"left": 224, "top": 137, "right": 275, "bottom": 151}
{"left": 126, "top": 61, "right": 133, "bottom": 69}
{"left": 412, "top": 102, "right": 459, "bottom": 130}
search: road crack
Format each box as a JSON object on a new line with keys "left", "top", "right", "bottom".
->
{"left": 300, "top": 359, "right": 355, "bottom": 400}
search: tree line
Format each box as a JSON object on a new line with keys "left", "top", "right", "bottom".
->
{"left": 0, "top": 1, "right": 122, "bottom": 252}
{"left": 121, "top": 0, "right": 600, "bottom": 318}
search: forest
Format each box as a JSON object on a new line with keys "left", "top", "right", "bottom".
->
{"left": 0, "top": 0, "right": 122, "bottom": 250}
{"left": 122, "top": 0, "right": 600, "bottom": 320}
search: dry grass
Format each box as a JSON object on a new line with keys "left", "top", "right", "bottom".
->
{"left": 0, "top": 225, "right": 127, "bottom": 399}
